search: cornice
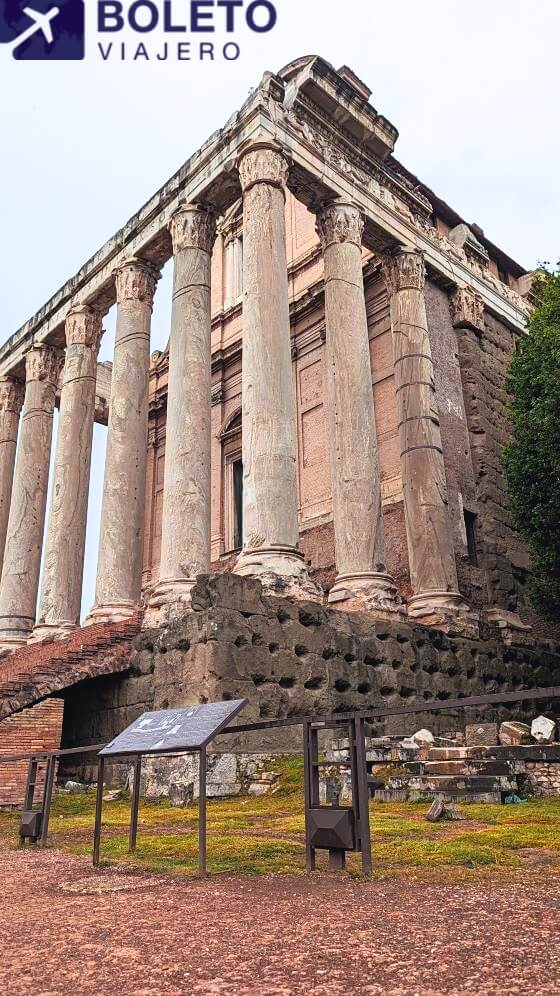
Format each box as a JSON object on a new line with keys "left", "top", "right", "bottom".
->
{"left": 285, "top": 93, "right": 432, "bottom": 220}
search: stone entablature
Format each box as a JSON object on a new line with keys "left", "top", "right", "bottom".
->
{"left": 0, "top": 57, "right": 528, "bottom": 385}
{"left": 0, "top": 54, "right": 543, "bottom": 654}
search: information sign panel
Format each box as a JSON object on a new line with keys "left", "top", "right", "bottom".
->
{"left": 99, "top": 699, "right": 247, "bottom": 756}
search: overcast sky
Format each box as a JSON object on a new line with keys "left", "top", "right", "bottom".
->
{"left": 0, "top": 0, "right": 558, "bottom": 619}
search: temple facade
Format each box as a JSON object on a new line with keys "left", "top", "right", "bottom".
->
{"left": 0, "top": 56, "right": 548, "bottom": 656}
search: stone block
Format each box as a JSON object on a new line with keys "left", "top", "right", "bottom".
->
{"left": 499, "top": 721, "right": 533, "bottom": 746}
{"left": 531, "top": 715, "right": 556, "bottom": 743}
{"left": 206, "top": 607, "right": 254, "bottom": 645}
{"left": 129, "top": 650, "right": 156, "bottom": 676}
{"left": 411, "top": 729, "right": 435, "bottom": 746}
{"left": 191, "top": 573, "right": 266, "bottom": 616}
{"left": 465, "top": 722, "right": 498, "bottom": 747}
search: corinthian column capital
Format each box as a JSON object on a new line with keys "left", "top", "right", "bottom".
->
{"left": 382, "top": 249, "right": 426, "bottom": 295}
{"left": 169, "top": 203, "right": 217, "bottom": 255}
{"left": 316, "top": 200, "right": 364, "bottom": 250}
{"left": 65, "top": 304, "right": 103, "bottom": 351}
{"left": 450, "top": 284, "right": 485, "bottom": 333}
{"left": 0, "top": 377, "right": 24, "bottom": 414}
{"left": 114, "top": 257, "right": 160, "bottom": 306}
{"left": 237, "top": 144, "right": 288, "bottom": 195}
{"left": 25, "top": 344, "right": 64, "bottom": 386}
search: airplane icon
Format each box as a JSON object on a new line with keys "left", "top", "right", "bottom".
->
{"left": 9, "top": 6, "right": 60, "bottom": 52}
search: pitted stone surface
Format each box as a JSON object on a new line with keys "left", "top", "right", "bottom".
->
{"left": 67, "top": 575, "right": 560, "bottom": 758}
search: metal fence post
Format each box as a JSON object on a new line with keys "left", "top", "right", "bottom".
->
{"left": 92, "top": 756, "right": 105, "bottom": 867}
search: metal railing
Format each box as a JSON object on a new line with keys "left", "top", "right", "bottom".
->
{"left": 2, "top": 682, "right": 560, "bottom": 871}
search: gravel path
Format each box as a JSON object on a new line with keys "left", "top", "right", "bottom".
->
{"left": 2, "top": 848, "right": 560, "bottom": 995}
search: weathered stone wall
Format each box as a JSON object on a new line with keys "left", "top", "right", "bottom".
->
{"left": 455, "top": 308, "right": 560, "bottom": 638}
{"left": 62, "top": 575, "right": 560, "bottom": 769}
{"left": 130, "top": 752, "right": 284, "bottom": 805}
{"left": 525, "top": 762, "right": 560, "bottom": 797}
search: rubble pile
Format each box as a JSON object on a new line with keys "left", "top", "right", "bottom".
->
{"left": 324, "top": 715, "right": 560, "bottom": 804}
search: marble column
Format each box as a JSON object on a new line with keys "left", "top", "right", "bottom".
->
{"left": 87, "top": 257, "right": 159, "bottom": 624}
{"left": 382, "top": 250, "right": 474, "bottom": 631}
{"left": 32, "top": 306, "right": 102, "bottom": 640}
{"left": 0, "top": 345, "right": 63, "bottom": 649}
{"left": 148, "top": 203, "right": 216, "bottom": 622}
{"left": 0, "top": 377, "right": 24, "bottom": 577}
{"left": 316, "top": 201, "right": 402, "bottom": 615}
{"left": 234, "top": 144, "right": 319, "bottom": 600}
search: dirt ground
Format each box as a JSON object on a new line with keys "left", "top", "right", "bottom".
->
{"left": 2, "top": 848, "right": 560, "bottom": 995}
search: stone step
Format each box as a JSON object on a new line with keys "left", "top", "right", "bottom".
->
{"left": 427, "top": 748, "right": 472, "bottom": 760}
{"left": 428, "top": 745, "right": 560, "bottom": 762}
{"left": 374, "top": 788, "right": 503, "bottom": 804}
{"left": 415, "top": 760, "right": 515, "bottom": 776}
{"left": 392, "top": 774, "right": 517, "bottom": 792}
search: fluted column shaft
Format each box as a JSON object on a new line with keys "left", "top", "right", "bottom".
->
{"left": 234, "top": 145, "right": 318, "bottom": 599}
{"left": 149, "top": 204, "right": 216, "bottom": 618}
{"left": 0, "top": 345, "right": 63, "bottom": 648}
{"left": 383, "top": 250, "right": 471, "bottom": 626}
{"left": 33, "top": 306, "right": 102, "bottom": 639}
{"left": 317, "top": 201, "right": 402, "bottom": 614}
{"left": 0, "top": 378, "right": 24, "bottom": 576}
{"left": 88, "top": 258, "right": 158, "bottom": 623}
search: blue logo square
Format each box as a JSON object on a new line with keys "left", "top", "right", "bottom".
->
{"left": 0, "top": 1, "right": 85, "bottom": 60}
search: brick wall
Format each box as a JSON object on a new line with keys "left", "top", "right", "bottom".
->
{"left": 0, "top": 698, "right": 64, "bottom": 808}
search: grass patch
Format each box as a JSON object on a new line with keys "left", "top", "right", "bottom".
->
{"left": 3, "top": 756, "right": 560, "bottom": 878}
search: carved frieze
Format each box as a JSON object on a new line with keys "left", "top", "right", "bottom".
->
{"left": 316, "top": 201, "right": 364, "bottom": 249}
{"left": 286, "top": 102, "right": 431, "bottom": 221}
{"left": 0, "top": 377, "right": 24, "bottom": 414}
{"left": 114, "top": 257, "right": 160, "bottom": 305}
{"left": 169, "top": 204, "right": 217, "bottom": 255}
{"left": 382, "top": 250, "right": 426, "bottom": 296}
{"left": 238, "top": 146, "right": 288, "bottom": 195}
{"left": 450, "top": 285, "right": 485, "bottom": 334}
{"left": 284, "top": 101, "right": 530, "bottom": 318}
{"left": 25, "top": 344, "right": 64, "bottom": 386}
{"left": 65, "top": 305, "right": 103, "bottom": 350}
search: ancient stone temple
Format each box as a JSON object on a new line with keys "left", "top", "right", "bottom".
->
{"left": 1, "top": 57, "right": 558, "bottom": 799}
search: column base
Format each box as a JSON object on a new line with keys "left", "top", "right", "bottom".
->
{"left": 234, "top": 545, "right": 322, "bottom": 602}
{"left": 328, "top": 572, "right": 406, "bottom": 619}
{"left": 143, "top": 577, "right": 197, "bottom": 628}
{"left": 28, "top": 621, "right": 76, "bottom": 644}
{"left": 0, "top": 616, "right": 34, "bottom": 653}
{"left": 83, "top": 600, "right": 138, "bottom": 626}
{"left": 407, "top": 591, "right": 479, "bottom": 637}
{"left": 0, "top": 635, "right": 28, "bottom": 654}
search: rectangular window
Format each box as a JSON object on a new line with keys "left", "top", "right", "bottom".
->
{"left": 464, "top": 509, "right": 478, "bottom": 565}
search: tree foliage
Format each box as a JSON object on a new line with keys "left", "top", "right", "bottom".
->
{"left": 503, "top": 263, "right": 560, "bottom": 619}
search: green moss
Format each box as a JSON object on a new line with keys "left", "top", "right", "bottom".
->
{"left": 3, "top": 762, "right": 560, "bottom": 878}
